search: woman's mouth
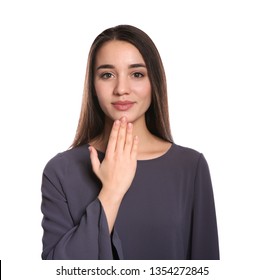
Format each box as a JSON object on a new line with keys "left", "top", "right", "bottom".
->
{"left": 112, "top": 101, "right": 135, "bottom": 111}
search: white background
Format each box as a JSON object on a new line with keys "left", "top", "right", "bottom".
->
{"left": 0, "top": 0, "right": 263, "bottom": 279}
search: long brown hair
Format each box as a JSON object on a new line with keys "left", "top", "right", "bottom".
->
{"left": 71, "top": 25, "right": 173, "bottom": 148}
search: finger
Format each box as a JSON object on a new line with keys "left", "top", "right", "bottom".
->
{"left": 105, "top": 120, "right": 120, "bottom": 156}
{"left": 124, "top": 122, "right": 133, "bottom": 153}
{"left": 130, "top": 136, "right": 139, "bottom": 160}
{"left": 89, "top": 146, "right": 100, "bottom": 175}
{"left": 116, "top": 117, "right": 127, "bottom": 153}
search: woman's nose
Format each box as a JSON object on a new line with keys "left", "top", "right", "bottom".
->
{"left": 113, "top": 76, "right": 130, "bottom": 96}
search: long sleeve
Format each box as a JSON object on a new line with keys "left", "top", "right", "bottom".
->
{"left": 190, "top": 154, "right": 220, "bottom": 260}
{"left": 41, "top": 154, "right": 117, "bottom": 260}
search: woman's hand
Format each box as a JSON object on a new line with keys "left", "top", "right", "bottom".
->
{"left": 89, "top": 117, "right": 138, "bottom": 195}
{"left": 89, "top": 117, "right": 139, "bottom": 232}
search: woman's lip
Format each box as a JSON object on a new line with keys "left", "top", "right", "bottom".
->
{"left": 112, "top": 101, "right": 135, "bottom": 111}
{"left": 112, "top": 101, "right": 135, "bottom": 105}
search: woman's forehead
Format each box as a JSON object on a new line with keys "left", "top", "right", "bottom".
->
{"left": 95, "top": 40, "right": 145, "bottom": 66}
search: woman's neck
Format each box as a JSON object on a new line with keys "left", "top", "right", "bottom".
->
{"left": 95, "top": 116, "right": 150, "bottom": 150}
{"left": 90, "top": 116, "right": 172, "bottom": 160}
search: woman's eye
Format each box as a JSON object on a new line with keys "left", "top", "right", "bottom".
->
{"left": 100, "top": 72, "right": 113, "bottom": 79}
{"left": 133, "top": 72, "right": 144, "bottom": 78}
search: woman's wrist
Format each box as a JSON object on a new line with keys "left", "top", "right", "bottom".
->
{"left": 98, "top": 186, "right": 124, "bottom": 206}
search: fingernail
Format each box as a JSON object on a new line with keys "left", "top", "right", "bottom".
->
{"left": 115, "top": 120, "right": 120, "bottom": 126}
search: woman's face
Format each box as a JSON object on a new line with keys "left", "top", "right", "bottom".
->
{"left": 94, "top": 40, "right": 151, "bottom": 124}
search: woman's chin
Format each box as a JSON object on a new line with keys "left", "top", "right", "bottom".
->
{"left": 108, "top": 112, "right": 133, "bottom": 122}
{"left": 105, "top": 111, "right": 145, "bottom": 125}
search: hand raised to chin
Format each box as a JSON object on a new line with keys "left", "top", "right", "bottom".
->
{"left": 89, "top": 117, "right": 139, "bottom": 200}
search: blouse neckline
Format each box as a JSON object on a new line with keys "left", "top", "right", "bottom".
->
{"left": 88, "top": 143, "right": 175, "bottom": 163}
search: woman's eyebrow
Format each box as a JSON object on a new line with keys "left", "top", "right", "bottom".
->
{"left": 96, "top": 64, "right": 114, "bottom": 70}
{"left": 129, "top": 63, "right": 146, "bottom": 68}
{"left": 96, "top": 63, "right": 146, "bottom": 71}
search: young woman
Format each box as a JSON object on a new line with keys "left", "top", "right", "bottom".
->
{"left": 41, "top": 25, "right": 219, "bottom": 260}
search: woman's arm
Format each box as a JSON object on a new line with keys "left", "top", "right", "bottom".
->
{"left": 190, "top": 154, "right": 220, "bottom": 260}
{"left": 41, "top": 117, "right": 137, "bottom": 259}
{"left": 41, "top": 166, "right": 114, "bottom": 260}
{"left": 89, "top": 117, "right": 138, "bottom": 232}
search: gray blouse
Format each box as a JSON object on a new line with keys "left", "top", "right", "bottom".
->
{"left": 41, "top": 143, "right": 219, "bottom": 260}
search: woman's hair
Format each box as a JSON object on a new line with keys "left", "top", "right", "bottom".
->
{"left": 71, "top": 24, "right": 173, "bottom": 148}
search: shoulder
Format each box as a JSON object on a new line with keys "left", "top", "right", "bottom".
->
{"left": 169, "top": 143, "right": 202, "bottom": 162}
{"left": 162, "top": 144, "right": 210, "bottom": 184}
{"left": 164, "top": 143, "right": 210, "bottom": 171}
{"left": 43, "top": 145, "right": 89, "bottom": 177}
{"left": 171, "top": 143, "right": 211, "bottom": 173}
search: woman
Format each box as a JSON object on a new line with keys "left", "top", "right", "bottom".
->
{"left": 41, "top": 25, "right": 219, "bottom": 260}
